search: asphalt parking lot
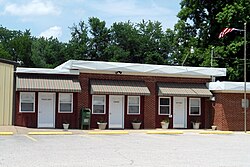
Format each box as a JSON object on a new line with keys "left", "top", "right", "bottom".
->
{"left": 1, "top": 133, "right": 250, "bottom": 167}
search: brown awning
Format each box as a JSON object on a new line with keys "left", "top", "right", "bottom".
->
{"left": 90, "top": 80, "right": 150, "bottom": 96}
{"left": 16, "top": 76, "right": 81, "bottom": 92}
{"left": 158, "top": 82, "right": 212, "bottom": 97}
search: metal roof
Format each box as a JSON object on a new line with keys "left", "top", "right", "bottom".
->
{"left": 158, "top": 83, "right": 212, "bottom": 97}
{"left": 55, "top": 60, "right": 226, "bottom": 78}
{"left": 16, "top": 76, "right": 81, "bottom": 92}
{"left": 90, "top": 80, "right": 150, "bottom": 96}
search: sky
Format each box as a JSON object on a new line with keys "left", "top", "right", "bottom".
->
{"left": 0, "top": 0, "right": 181, "bottom": 42}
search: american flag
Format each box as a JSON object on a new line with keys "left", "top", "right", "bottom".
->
{"left": 219, "top": 28, "right": 244, "bottom": 38}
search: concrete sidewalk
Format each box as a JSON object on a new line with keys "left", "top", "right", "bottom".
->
{"left": 0, "top": 126, "right": 246, "bottom": 135}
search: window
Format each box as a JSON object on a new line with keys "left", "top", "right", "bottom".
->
{"left": 92, "top": 95, "right": 106, "bottom": 114}
{"left": 59, "top": 93, "right": 73, "bottom": 113}
{"left": 189, "top": 98, "right": 201, "bottom": 115}
{"left": 127, "top": 96, "right": 140, "bottom": 114}
{"left": 20, "top": 92, "right": 35, "bottom": 112}
{"left": 159, "top": 97, "right": 171, "bottom": 115}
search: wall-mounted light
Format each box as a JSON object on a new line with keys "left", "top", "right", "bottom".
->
{"left": 115, "top": 71, "right": 122, "bottom": 74}
{"left": 210, "top": 96, "right": 215, "bottom": 102}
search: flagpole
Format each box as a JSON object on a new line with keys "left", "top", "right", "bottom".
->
{"left": 244, "top": 22, "right": 247, "bottom": 133}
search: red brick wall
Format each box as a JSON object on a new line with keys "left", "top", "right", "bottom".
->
{"left": 15, "top": 92, "right": 38, "bottom": 128}
{"left": 78, "top": 73, "right": 210, "bottom": 129}
{"left": 15, "top": 92, "right": 79, "bottom": 128}
{"left": 212, "top": 93, "right": 250, "bottom": 131}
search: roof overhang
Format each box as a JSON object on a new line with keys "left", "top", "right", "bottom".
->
{"left": 158, "top": 83, "right": 212, "bottom": 97}
{"left": 208, "top": 81, "right": 250, "bottom": 93}
{"left": 17, "top": 67, "right": 79, "bottom": 75}
{"left": 16, "top": 76, "right": 81, "bottom": 92}
{"left": 55, "top": 60, "right": 226, "bottom": 78}
{"left": 90, "top": 80, "right": 150, "bottom": 96}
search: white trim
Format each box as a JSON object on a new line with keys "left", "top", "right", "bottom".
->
{"left": 17, "top": 67, "right": 79, "bottom": 75}
{"left": 127, "top": 96, "right": 140, "bottom": 115}
{"left": 19, "top": 92, "right": 35, "bottom": 113}
{"left": 92, "top": 95, "right": 106, "bottom": 114}
{"left": 158, "top": 97, "right": 171, "bottom": 115}
{"left": 58, "top": 93, "right": 73, "bottom": 113}
{"left": 38, "top": 93, "right": 55, "bottom": 128}
{"left": 189, "top": 98, "right": 201, "bottom": 116}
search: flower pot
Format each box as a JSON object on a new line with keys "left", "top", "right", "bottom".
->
{"left": 211, "top": 125, "right": 217, "bottom": 130}
{"left": 161, "top": 122, "right": 169, "bottom": 129}
{"left": 192, "top": 122, "right": 200, "bottom": 129}
{"left": 98, "top": 122, "right": 107, "bottom": 130}
{"left": 132, "top": 122, "right": 141, "bottom": 129}
{"left": 63, "top": 123, "right": 69, "bottom": 131}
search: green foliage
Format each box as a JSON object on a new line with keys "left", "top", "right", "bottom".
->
{"left": 0, "top": 0, "right": 249, "bottom": 82}
{"left": 176, "top": 0, "right": 250, "bottom": 81}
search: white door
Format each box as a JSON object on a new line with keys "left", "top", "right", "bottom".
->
{"left": 38, "top": 93, "right": 55, "bottom": 128}
{"left": 173, "top": 97, "right": 187, "bottom": 128}
{"left": 109, "top": 95, "right": 124, "bottom": 129}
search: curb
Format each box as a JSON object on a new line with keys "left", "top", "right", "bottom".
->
{"left": 28, "top": 131, "right": 73, "bottom": 135}
{"left": 0, "top": 132, "right": 13, "bottom": 135}
{"left": 88, "top": 131, "right": 129, "bottom": 135}
{"left": 199, "top": 131, "right": 233, "bottom": 135}
{"left": 146, "top": 131, "right": 183, "bottom": 135}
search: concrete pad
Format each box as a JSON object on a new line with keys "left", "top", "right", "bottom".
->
{"left": 28, "top": 131, "right": 72, "bottom": 135}
{"left": 146, "top": 131, "right": 183, "bottom": 135}
{"left": 199, "top": 131, "right": 233, "bottom": 134}
{"left": 88, "top": 131, "right": 129, "bottom": 135}
{"left": 0, "top": 132, "right": 13, "bottom": 135}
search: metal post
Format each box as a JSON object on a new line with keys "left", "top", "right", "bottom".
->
{"left": 211, "top": 47, "right": 214, "bottom": 67}
{"left": 244, "top": 22, "right": 247, "bottom": 133}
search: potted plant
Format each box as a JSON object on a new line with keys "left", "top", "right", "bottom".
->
{"left": 211, "top": 125, "right": 217, "bottom": 130}
{"left": 97, "top": 119, "right": 107, "bottom": 130}
{"left": 131, "top": 118, "right": 141, "bottom": 129}
{"left": 161, "top": 117, "right": 169, "bottom": 129}
{"left": 63, "top": 121, "right": 70, "bottom": 131}
{"left": 192, "top": 120, "right": 201, "bottom": 129}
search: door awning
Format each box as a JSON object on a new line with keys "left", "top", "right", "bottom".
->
{"left": 158, "top": 82, "right": 212, "bottom": 97}
{"left": 16, "top": 76, "right": 81, "bottom": 92}
{"left": 90, "top": 80, "right": 150, "bottom": 96}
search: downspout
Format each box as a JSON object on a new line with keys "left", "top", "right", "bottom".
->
{"left": 12, "top": 64, "right": 17, "bottom": 125}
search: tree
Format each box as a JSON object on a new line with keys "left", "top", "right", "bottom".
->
{"left": 68, "top": 21, "right": 89, "bottom": 60}
{"left": 31, "top": 37, "right": 67, "bottom": 68}
{"left": 176, "top": 0, "right": 250, "bottom": 81}
{"left": 88, "top": 17, "right": 110, "bottom": 61}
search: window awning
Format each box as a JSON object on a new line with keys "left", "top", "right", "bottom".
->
{"left": 90, "top": 80, "right": 150, "bottom": 96}
{"left": 16, "top": 76, "right": 81, "bottom": 92}
{"left": 158, "top": 83, "right": 212, "bottom": 97}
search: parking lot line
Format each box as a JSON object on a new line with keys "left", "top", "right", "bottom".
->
{"left": 24, "top": 135, "right": 37, "bottom": 142}
{"left": 88, "top": 131, "right": 129, "bottom": 135}
{"left": 146, "top": 131, "right": 183, "bottom": 134}
{"left": 28, "top": 131, "right": 72, "bottom": 135}
{"left": 0, "top": 132, "right": 13, "bottom": 135}
{"left": 199, "top": 131, "right": 233, "bottom": 134}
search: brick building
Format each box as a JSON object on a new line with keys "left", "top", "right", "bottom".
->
{"left": 209, "top": 82, "right": 250, "bottom": 131}
{"left": 15, "top": 60, "right": 229, "bottom": 130}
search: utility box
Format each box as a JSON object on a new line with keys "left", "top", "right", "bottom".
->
{"left": 81, "top": 108, "right": 91, "bottom": 129}
{"left": 242, "top": 99, "right": 249, "bottom": 108}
